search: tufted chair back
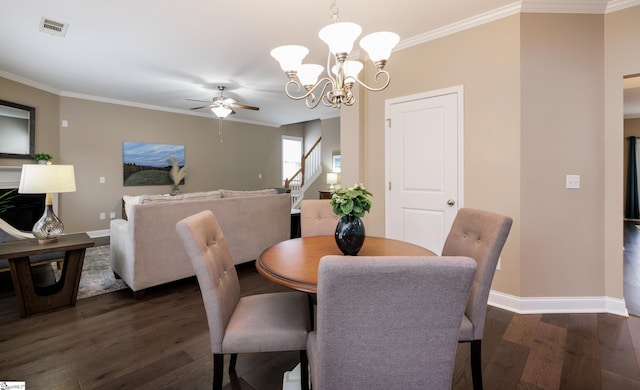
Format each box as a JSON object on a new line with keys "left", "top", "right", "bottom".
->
{"left": 300, "top": 200, "right": 339, "bottom": 237}
{"left": 308, "top": 255, "right": 477, "bottom": 390}
{"left": 442, "top": 208, "right": 512, "bottom": 339}
{"left": 441, "top": 208, "right": 512, "bottom": 390}
{"left": 176, "top": 210, "right": 241, "bottom": 353}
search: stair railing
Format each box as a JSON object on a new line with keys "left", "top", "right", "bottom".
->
{"left": 285, "top": 137, "right": 322, "bottom": 208}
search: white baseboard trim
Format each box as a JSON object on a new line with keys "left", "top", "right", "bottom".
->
{"left": 488, "top": 290, "right": 629, "bottom": 317}
{"left": 86, "top": 229, "right": 110, "bottom": 238}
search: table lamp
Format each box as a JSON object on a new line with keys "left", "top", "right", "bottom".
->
{"left": 18, "top": 164, "right": 76, "bottom": 243}
{"left": 327, "top": 172, "right": 338, "bottom": 190}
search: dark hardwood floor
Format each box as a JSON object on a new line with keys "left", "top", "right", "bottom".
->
{"left": 2, "top": 239, "right": 640, "bottom": 389}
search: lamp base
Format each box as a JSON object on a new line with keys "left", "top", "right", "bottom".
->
{"left": 33, "top": 204, "right": 64, "bottom": 244}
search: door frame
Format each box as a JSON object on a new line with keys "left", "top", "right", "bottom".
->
{"left": 384, "top": 85, "right": 465, "bottom": 238}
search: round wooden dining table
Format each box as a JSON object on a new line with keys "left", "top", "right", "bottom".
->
{"left": 256, "top": 235, "right": 435, "bottom": 294}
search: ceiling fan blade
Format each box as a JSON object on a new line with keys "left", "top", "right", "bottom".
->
{"left": 190, "top": 104, "right": 215, "bottom": 110}
{"left": 230, "top": 103, "right": 260, "bottom": 111}
{"left": 185, "top": 98, "right": 211, "bottom": 103}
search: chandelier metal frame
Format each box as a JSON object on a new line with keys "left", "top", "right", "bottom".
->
{"left": 271, "top": 1, "right": 399, "bottom": 109}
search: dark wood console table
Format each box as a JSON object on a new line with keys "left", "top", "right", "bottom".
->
{"left": 0, "top": 233, "right": 95, "bottom": 317}
{"left": 318, "top": 191, "right": 332, "bottom": 199}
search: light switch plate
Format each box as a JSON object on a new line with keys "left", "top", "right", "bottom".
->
{"left": 566, "top": 174, "right": 580, "bottom": 189}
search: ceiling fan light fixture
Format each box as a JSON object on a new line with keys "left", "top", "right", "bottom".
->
{"left": 212, "top": 106, "right": 232, "bottom": 118}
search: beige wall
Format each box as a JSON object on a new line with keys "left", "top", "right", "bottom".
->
{"left": 57, "top": 97, "right": 307, "bottom": 232}
{"left": 520, "top": 13, "right": 604, "bottom": 297}
{"left": 360, "top": 15, "right": 522, "bottom": 295}
{"left": 350, "top": 7, "right": 639, "bottom": 302}
{"left": 0, "top": 83, "right": 308, "bottom": 232}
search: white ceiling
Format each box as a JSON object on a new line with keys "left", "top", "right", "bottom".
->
{"left": 1, "top": 0, "right": 638, "bottom": 127}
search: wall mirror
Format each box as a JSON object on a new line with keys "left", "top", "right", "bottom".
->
{"left": 0, "top": 99, "right": 35, "bottom": 159}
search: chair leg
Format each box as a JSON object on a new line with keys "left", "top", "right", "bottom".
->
{"left": 300, "top": 350, "right": 309, "bottom": 390}
{"left": 229, "top": 353, "right": 238, "bottom": 373}
{"left": 213, "top": 353, "right": 224, "bottom": 390}
{"left": 470, "top": 340, "right": 483, "bottom": 390}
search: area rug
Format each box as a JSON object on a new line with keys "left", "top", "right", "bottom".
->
{"left": 54, "top": 245, "right": 127, "bottom": 299}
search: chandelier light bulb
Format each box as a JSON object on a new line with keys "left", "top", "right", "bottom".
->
{"left": 360, "top": 31, "right": 400, "bottom": 63}
{"left": 318, "top": 22, "right": 362, "bottom": 55}
{"left": 298, "top": 64, "right": 325, "bottom": 87}
{"left": 270, "top": 45, "right": 309, "bottom": 72}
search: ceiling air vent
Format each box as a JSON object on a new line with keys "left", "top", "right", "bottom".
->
{"left": 39, "top": 17, "right": 68, "bottom": 37}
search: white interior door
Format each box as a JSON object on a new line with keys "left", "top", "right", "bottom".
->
{"left": 385, "top": 86, "right": 463, "bottom": 254}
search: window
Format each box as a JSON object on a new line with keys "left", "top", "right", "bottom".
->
{"left": 282, "top": 136, "right": 302, "bottom": 186}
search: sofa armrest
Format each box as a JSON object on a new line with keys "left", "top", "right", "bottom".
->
{"left": 110, "top": 218, "right": 134, "bottom": 287}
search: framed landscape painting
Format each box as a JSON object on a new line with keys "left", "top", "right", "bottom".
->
{"left": 123, "top": 141, "right": 185, "bottom": 186}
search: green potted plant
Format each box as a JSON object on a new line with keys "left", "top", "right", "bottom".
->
{"left": 0, "top": 189, "right": 16, "bottom": 216}
{"left": 329, "top": 182, "right": 372, "bottom": 255}
{"left": 34, "top": 153, "right": 52, "bottom": 164}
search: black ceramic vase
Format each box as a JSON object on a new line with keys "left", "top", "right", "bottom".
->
{"left": 335, "top": 214, "right": 366, "bottom": 256}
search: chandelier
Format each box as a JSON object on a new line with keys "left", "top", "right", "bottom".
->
{"left": 270, "top": 0, "right": 399, "bottom": 109}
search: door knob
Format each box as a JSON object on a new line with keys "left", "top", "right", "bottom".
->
{"left": 447, "top": 199, "right": 455, "bottom": 206}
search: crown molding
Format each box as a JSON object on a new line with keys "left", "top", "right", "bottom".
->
{"left": 0, "top": 69, "right": 60, "bottom": 95}
{"left": 397, "top": 2, "right": 522, "bottom": 50}
{"left": 606, "top": 0, "right": 640, "bottom": 12}
{"left": 397, "top": 0, "right": 640, "bottom": 51}
{"left": 521, "top": 0, "right": 608, "bottom": 14}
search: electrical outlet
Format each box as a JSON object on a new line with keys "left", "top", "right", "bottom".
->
{"left": 110, "top": 211, "right": 116, "bottom": 219}
{"left": 496, "top": 257, "right": 502, "bottom": 271}
{"left": 100, "top": 212, "right": 106, "bottom": 220}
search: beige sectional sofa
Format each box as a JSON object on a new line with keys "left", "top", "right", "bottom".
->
{"left": 110, "top": 189, "right": 291, "bottom": 297}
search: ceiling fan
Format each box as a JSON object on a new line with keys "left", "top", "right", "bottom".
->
{"left": 189, "top": 86, "right": 259, "bottom": 118}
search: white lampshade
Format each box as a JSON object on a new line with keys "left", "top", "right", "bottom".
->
{"left": 270, "top": 45, "right": 309, "bottom": 72}
{"left": 212, "top": 106, "right": 233, "bottom": 118}
{"left": 18, "top": 164, "right": 76, "bottom": 243}
{"left": 319, "top": 22, "right": 362, "bottom": 54}
{"left": 360, "top": 31, "right": 400, "bottom": 62}
{"left": 327, "top": 172, "right": 339, "bottom": 190}
{"left": 334, "top": 60, "right": 363, "bottom": 78}
{"left": 297, "top": 64, "right": 324, "bottom": 86}
{"left": 18, "top": 164, "right": 76, "bottom": 194}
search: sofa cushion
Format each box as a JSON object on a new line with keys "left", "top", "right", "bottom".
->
{"left": 140, "top": 191, "right": 222, "bottom": 204}
{"left": 122, "top": 195, "right": 141, "bottom": 220}
{"left": 220, "top": 189, "right": 278, "bottom": 198}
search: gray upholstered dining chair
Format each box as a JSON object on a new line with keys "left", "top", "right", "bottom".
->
{"left": 442, "top": 208, "right": 513, "bottom": 390}
{"left": 307, "top": 255, "right": 477, "bottom": 390}
{"left": 300, "top": 199, "right": 339, "bottom": 237}
{"left": 176, "top": 210, "right": 310, "bottom": 390}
